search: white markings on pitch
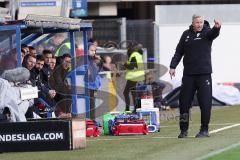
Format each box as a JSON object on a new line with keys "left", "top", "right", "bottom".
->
{"left": 87, "top": 136, "right": 179, "bottom": 142}
{"left": 194, "top": 123, "right": 240, "bottom": 160}
{"left": 89, "top": 123, "right": 240, "bottom": 159}
{"left": 209, "top": 123, "right": 240, "bottom": 134}
{"left": 160, "top": 123, "right": 238, "bottom": 128}
{"left": 88, "top": 123, "right": 240, "bottom": 143}
{"left": 195, "top": 141, "right": 240, "bottom": 160}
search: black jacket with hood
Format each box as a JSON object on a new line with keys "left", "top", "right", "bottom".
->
{"left": 170, "top": 20, "right": 220, "bottom": 75}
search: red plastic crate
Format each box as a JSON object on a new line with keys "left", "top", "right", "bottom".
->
{"left": 112, "top": 121, "right": 148, "bottom": 136}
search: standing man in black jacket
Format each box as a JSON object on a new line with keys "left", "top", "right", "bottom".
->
{"left": 169, "top": 14, "right": 221, "bottom": 138}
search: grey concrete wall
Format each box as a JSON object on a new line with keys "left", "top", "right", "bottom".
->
{"left": 156, "top": 4, "right": 240, "bottom": 25}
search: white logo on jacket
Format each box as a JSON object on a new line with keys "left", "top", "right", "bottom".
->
{"left": 194, "top": 33, "right": 202, "bottom": 40}
{"left": 205, "top": 80, "right": 211, "bottom": 86}
{"left": 185, "top": 35, "right": 189, "bottom": 42}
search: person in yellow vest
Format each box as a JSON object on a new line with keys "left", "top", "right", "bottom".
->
{"left": 55, "top": 41, "right": 71, "bottom": 57}
{"left": 123, "top": 43, "right": 145, "bottom": 112}
{"left": 55, "top": 40, "right": 83, "bottom": 57}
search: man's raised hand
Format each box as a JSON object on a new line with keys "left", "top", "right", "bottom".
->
{"left": 214, "top": 19, "right": 221, "bottom": 28}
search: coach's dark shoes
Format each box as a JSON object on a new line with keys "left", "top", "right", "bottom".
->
{"left": 178, "top": 131, "right": 188, "bottom": 138}
{"left": 195, "top": 131, "right": 210, "bottom": 138}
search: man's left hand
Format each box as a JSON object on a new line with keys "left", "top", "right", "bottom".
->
{"left": 94, "top": 55, "right": 101, "bottom": 60}
{"left": 214, "top": 19, "right": 221, "bottom": 28}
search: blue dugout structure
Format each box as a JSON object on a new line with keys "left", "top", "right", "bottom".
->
{"left": 0, "top": 14, "right": 92, "bottom": 118}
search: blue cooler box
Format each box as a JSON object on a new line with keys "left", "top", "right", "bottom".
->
{"left": 136, "top": 108, "right": 160, "bottom": 133}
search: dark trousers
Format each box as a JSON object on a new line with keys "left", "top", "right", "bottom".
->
{"left": 123, "top": 80, "right": 138, "bottom": 111}
{"left": 54, "top": 94, "right": 72, "bottom": 116}
{"left": 89, "top": 89, "right": 96, "bottom": 120}
{"left": 179, "top": 74, "right": 212, "bottom": 132}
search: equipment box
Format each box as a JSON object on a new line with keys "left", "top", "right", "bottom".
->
{"left": 0, "top": 118, "right": 86, "bottom": 152}
{"left": 137, "top": 108, "right": 160, "bottom": 133}
{"left": 112, "top": 120, "right": 148, "bottom": 136}
{"left": 103, "top": 112, "right": 125, "bottom": 135}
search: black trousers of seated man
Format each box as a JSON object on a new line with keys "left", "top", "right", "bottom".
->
{"left": 179, "top": 74, "right": 212, "bottom": 132}
{"left": 123, "top": 80, "right": 138, "bottom": 112}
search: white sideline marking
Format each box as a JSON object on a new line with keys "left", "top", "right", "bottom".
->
{"left": 88, "top": 136, "right": 178, "bottom": 141}
{"left": 161, "top": 123, "right": 237, "bottom": 128}
{"left": 88, "top": 123, "right": 240, "bottom": 142}
{"left": 195, "top": 141, "right": 240, "bottom": 160}
{"left": 209, "top": 123, "right": 240, "bottom": 134}
{"left": 194, "top": 123, "right": 240, "bottom": 160}
{"left": 88, "top": 135, "right": 202, "bottom": 142}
